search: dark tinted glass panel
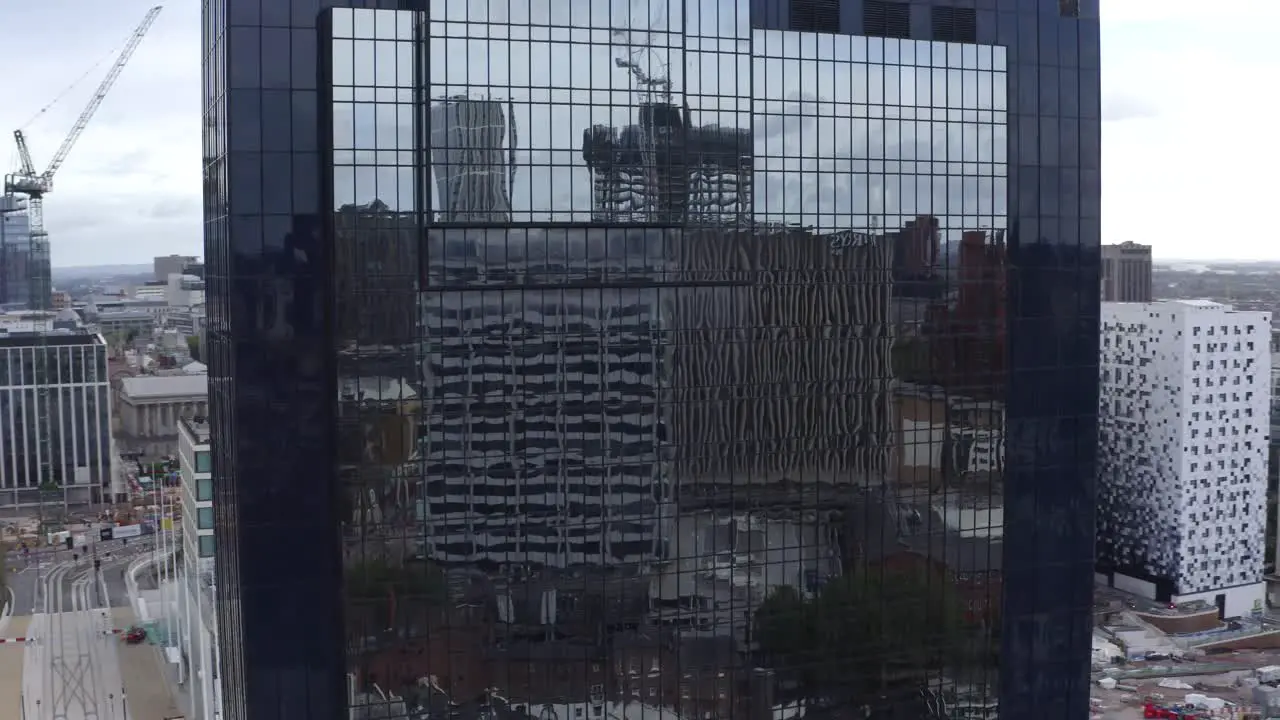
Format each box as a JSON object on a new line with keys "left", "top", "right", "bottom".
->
{"left": 0, "top": 204, "right": 52, "bottom": 310}
{"left": 790, "top": 0, "right": 840, "bottom": 33}
{"left": 864, "top": 0, "right": 912, "bottom": 40}
{"left": 932, "top": 7, "right": 978, "bottom": 44}
{"left": 327, "top": 3, "right": 1008, "bottom": 717}
{"left": 208, "top": 0, "right": 1099, "bottom": 717}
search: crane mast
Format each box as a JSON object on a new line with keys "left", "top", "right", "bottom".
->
{"left": 0, "top": 6, "right": 161, "bottom": 538}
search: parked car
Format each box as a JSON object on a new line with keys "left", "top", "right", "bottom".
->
{"left": 124, "top": 626, "right": 146, "bottom": 645}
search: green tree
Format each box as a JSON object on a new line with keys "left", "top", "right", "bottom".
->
{"left": 754, "top": 566, "right": 968, "bottom": 702}
{"left": 346, "top": 557, "right": 447, "bottom": 642}
{"left": 755, "top": 584, "right": 815, "bottom": 667}
{"left": 186, "top": 335, "right": 201, "bottom": 361}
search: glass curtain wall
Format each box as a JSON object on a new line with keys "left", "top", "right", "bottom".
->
{"left": 325, "top": 1, "right": 1008, "bottom": 717}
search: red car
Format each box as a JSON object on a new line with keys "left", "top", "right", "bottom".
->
{"left": 124, "top": 626, "right": 147, "bottom": 645}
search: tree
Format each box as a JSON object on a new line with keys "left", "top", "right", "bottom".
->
{"left": 186, "top": 335, "right": 201, "bottom": 361}
{"left": 346, "top": 557, "right": 447, "bottom": 643}
{"left": 755, "top": 584, "right": 815, "bottom": 669}
{"left": 753, "top": 565, "right": 969, "bottom": 704}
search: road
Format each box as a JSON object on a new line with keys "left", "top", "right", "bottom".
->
{"left": 7, "top": 538, "right": 151, "bottom": 615}
{"left": 19, "top": 543, "right": 152, "bottom": 720}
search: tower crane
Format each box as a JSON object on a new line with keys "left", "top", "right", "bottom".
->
{"left": 0, "top": 6, "right": 161, "bottom": 550}
{"left": 4, "top": 5, "right": 162, "bottom": 310}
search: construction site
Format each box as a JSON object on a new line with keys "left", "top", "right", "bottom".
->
{"left": 1089, "top": 587, "right": 1280, "bottom": 720}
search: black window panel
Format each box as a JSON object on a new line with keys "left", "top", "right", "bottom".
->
{"left": 1060, "top": 0, "right": 1081, "bottom": 18}
{"left": 932, "top": 6, "right": 977, "bottom": 45}
{"left": 790, "top": 0, "right": 840, "bottom": 33}
{"left": 864, "top": 0, "right": 911, "bottom": 40}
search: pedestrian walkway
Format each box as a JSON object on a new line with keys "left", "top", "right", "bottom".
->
{"left": 114, "top": 606, "right": 184, "bottom": 720}
{"left": 0, "top": 615, "right": 29, "bottom": 720}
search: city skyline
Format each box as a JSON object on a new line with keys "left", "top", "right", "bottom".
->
{"left": 1, "top": 0, "right": 1274, "bottom": 264}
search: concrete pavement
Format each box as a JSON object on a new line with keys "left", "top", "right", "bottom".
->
{"left": 114, "top": 606, "right": 185, "bottom": 720}
{"left": 1, "top": 615, "right": 31, "bottom": 720}
{"left": 19, "top": 551, "right": 142, "bottom": 720}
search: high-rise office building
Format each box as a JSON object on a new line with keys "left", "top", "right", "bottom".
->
{"left": 333, "top": 199, "right": 418, "bottom": 347}
{"left": 204, "top": 1, "right": 1101, "bottom": 719}
{"left": 428, "top": 98, "right": 516, "bottom": 223}
{"left": 155, "top": 254, "right": 200, "bottom": 283}
{"left": 0, "top": 196, "right": 50, "bottom": 311}
{"left": 582, "top": 108, "right": 753, "bottom": 223}
{"left": 419, "top": 226, "right": 670, "bottom": 568}
{"left": 1101, "top": 241, "right": 1154, "bottom": 302}
{"left": 0, "top": 320, "right": 110, "bottom": 508}
{"left": 1098, "top": 300, "right": 1271, "bottom": 617}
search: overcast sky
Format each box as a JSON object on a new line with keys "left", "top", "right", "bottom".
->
{"left": 0, "top": 0, "right": 1275, "bottom": 266}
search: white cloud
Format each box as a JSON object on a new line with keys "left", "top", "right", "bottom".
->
{"left": 0, "top": 0, "right": 1271, "bottom": 265}
{"left": 1101, "top": 0, "right": 1280, "bottom": 259}
{"left": 0, "top": 0, "right": 200, "bottom": 267}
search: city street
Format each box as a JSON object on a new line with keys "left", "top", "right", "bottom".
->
{"left": 14, "top": 538, "right": 158, "bottom": 720}
{"left": 7, "top": 538, "right": 150, "bottom": 615}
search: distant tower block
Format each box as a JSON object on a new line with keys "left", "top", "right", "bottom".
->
{"left": 428, "top": 98, "right": 515, "bottom": 223}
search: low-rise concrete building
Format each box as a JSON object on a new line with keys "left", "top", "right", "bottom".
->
{"left": 97, "top": 310, "right": 156, "bottom": 337}
{"left": 116, "top": 373, "right": 208, "bottom": 458}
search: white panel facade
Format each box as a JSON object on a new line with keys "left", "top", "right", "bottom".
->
{"left": 1099, "top": 300, "right": 1271, "bottom": 599}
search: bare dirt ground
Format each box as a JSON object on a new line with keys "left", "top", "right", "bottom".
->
{"left": 1093, "top": 654, "right": 1274, "bottom": 720}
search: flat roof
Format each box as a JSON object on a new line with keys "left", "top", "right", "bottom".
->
{"left": 180, "top": 416, "right": 210, "bottom": 443}
{"left": 120, "top": 373, "right": 208, "bottom": 400}
{"left": 0, "top": 330, "right": 104, "bottom": 348}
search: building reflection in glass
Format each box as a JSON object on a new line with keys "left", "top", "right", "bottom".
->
{"left": 326, "top": 2, "right": 1008, "bottom": 718}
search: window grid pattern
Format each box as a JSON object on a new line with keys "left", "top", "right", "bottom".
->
{"left": 203, "top": 1, "right": 1102, "bottom": 719}
{"left": 328, "top": 3, "right": 1006, "bottom": 718}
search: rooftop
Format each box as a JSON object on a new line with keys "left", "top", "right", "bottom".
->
{"left": 847, "top": 490, "right": 1003, "bottom": 573}
{"left": 96, "top": 311, "right": 156, "bottom": 320}
{"left": 180, "top": 416, "right": 210, "bottom": 443}
{"left": 119, "top": 373, "right": 208, "bottom": 400}
{"left": 1172, "top": 299, "right": 1228, "bottom": 310}
{"left": 0, "top": 326, "right": 104, "bottom": 348}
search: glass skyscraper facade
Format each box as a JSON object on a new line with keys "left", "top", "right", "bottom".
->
{"left": 0, "top": 196, "right": 51, "bottom": 311}
{"left": 204, "top": 0, "right": 1100, "bottom": 718}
